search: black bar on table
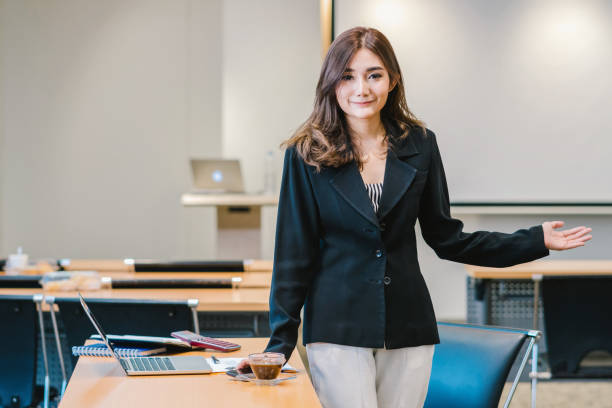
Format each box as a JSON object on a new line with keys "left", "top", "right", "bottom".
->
{"left": 111, "top": 278, "right": 233, "bottom": 289}
{"left": 134, "top": 261, "right": 244, "bottom": 272}
{"left": 0, "top": 275, "right": 42, "bottom": 288}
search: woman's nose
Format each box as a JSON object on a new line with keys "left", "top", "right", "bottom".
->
{"left": 356, "top": 77, "right": 369, "bottom": 95}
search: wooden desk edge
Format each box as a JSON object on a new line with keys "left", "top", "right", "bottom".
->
{"left": 0, "top": 288, "right": 270, "bottom": 312}
{"left": 465, "top": 260, "right": 612, "bottom": 279}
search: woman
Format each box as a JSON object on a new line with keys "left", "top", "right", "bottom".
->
{"left": 239, "top": 27, "right": 591, "bottom": 408}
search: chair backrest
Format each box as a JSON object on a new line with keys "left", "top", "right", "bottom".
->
{"left": 0, "top": 295, "right": 38, "bottom": 408}
{"left": 424, "top": 322, "right": 528, "bottom": 408}
{"left": 54, "top": 297, "right": 197, "bottom": 366}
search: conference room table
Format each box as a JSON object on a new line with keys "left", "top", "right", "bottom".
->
{"left": 58, "top": 337, "right": 321, "bottom": 408}
{"left": 0, "top": 266, "right": 273, "bottom": 311}
{"left": 465, "top": 260, "right": 612, "bottom": 377}
{"left": 103, "top": 270, "right": 273, "bottom": 288}
{"left": 0, "top": 270, "right": 272, "bottom": 288}
{"left": 0, "top": 286, "right": 270, "bottom": 311}
{"left": 465, "top": 260, "right": 612, "bottom": 323}
{"left": 465, "top": 259, "right": 612, "bottom": 327}
{"left": 465, "top": 260, "right": 612, "bottom": 279}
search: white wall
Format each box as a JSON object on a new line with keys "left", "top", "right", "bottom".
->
{"left": 0, "top": 0, "right": 4, "bottom": 255}
{"left": 336, "top": 0, "right": 612, "bottom": 203}
{"left": 0, "top": 0, "right": 321, "bottom": 260}
{"left": 222, "top": 0, "right": 321, "bottom": 193}
{"left": 0, "top": 0, "right": 223, "bottom": 259}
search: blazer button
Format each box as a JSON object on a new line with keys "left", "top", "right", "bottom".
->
{"left": 383, "top": 276, "right": 391, "bottom": 285}
{"left": 375, "top": 249, "right": 383, "bottom": 258}
{"left": 379, "top": 222, "right": 386, "bottom": 231}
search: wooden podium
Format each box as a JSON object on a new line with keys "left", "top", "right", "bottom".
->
{"left": 181, "top": 193, "right": 278, "bottom": 260}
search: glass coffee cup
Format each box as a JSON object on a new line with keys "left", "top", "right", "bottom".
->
{"left": 247, "top": 352, "right": 286, "bottom": 380}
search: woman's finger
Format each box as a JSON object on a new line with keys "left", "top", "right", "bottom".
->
{"left": 567, "top": 236, "right": 592, "bottom": 247}
{"left": 561, "top": 226, "right": 586, "bottom": 237}
{"left": 565, "top": 228, "right": 592, "bottom": 241}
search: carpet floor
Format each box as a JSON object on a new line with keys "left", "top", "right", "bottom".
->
{"left": 500, "top": 380, "right": 612, "bottom": 407}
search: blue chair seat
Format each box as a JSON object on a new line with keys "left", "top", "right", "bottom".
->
{"left": 425, "top": 322, "right": 539, "bottom": 408}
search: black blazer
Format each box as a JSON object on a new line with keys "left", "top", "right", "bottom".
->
{"left": 265, "top": 126, "right": 549, "bottom": 361}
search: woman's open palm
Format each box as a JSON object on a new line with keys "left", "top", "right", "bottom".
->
{"left": 542, "top": 221, "right": 592, "bottom": 250}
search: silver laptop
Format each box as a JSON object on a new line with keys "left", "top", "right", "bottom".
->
{"left": 190, "top": 159, "right": 244, "bottom": 193}
{"left": 78, "top": 294, "right": 212, "bottom": 376}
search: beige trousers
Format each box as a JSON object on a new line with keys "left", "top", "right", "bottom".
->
{"left": 306, "top": 342, "right": 435, "bottom": 408}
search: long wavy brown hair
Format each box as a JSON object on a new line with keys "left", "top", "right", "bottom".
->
{"left": 283, "top": 26, "right": 425, "bottom": 171}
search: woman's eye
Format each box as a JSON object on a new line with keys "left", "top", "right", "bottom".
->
{"left": 369, "top": 73, "right": 382, "bottom": 79}
{"left": 341, "top": 74, "right": 353, "bottom": 81}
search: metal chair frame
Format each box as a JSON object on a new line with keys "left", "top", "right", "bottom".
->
{"left": 427, "top": 322, "right": 541, "bottom": 408}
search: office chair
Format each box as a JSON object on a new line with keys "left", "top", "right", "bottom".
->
{"left": 542, "top": 276, "right": 612, "bottom": 377}
{"left": 424, "top": 322, "right": 540, "bottom": 408}
{"left": 0, "top": 295, "right": 50, "bottom": 408}
{"left": 52, "top": 297, "right": 199, "bottom": 369}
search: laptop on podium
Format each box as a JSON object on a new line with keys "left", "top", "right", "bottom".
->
{"left": 190, "top": 159, "right": 244, "bottom": 193}
{"left": 78, "top": 294, "right": 212, "bottom": 375}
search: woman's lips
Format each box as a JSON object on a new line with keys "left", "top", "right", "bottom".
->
{"left": 351, "top": 100, "right": 374, "bottom": 106}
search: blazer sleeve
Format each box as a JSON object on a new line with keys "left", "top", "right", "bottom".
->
{"left": 264, "top": 147, "right": 320, "bottom": 361}
{"left": 417, "top": 132, "right": 549, "bottom": 267}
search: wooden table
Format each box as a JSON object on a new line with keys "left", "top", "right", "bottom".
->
{"left": 0, "top": 287, "right": 270, "bottom": 311}
{"left": 465, "top": 260, "right": 612, "bottom": 327}
{"left": 465, "top": 260, "right": 612, "bottom": 279}
{"left": 466, "top": 260, "right": 612, "bottom": 328}
{"left": 465, "top": 260, "right": 612, "bottom": 378}
{"left": 58, "top": 337, "right": 321, "bottom": 408}
{"left": 100, "top": 271, "right": 272, "bottom": 288}
{"left": 59, "top": 259, "right": 273, "bottom": 272}
{"left": 1, "top": 268, "right": 272, "bottom": 289}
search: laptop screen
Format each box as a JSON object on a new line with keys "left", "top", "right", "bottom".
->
{"left": 190, "top": 159, "right": 244, "bottom": 193}
{"left": 78, "top": 293, "right": 124, "bottom": 367}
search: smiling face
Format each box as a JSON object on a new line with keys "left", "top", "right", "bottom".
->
{"left": 335, "top": 48, "right": 395, "bottom": 125}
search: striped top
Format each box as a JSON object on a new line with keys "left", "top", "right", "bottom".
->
{"left": 365, "top": 182, "right": 383, "bottom": 213}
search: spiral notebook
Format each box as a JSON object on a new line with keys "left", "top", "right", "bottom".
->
{"left": 72, "top": 342, "right": 166, "bottom": 357}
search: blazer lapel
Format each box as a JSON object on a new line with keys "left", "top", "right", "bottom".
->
{"left": 330, "top": 162, "right": 380, "bottom": 228}
{"left": 378, "top": 134, "right": 420, "bottom": 219}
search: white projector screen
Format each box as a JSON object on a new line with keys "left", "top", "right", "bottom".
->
{"left": 335, "top": 0, "right": 612, "bottom": 203}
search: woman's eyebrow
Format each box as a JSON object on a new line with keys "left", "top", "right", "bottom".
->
{"left": 344, "top": 66, "right": 384, "bottom": 73}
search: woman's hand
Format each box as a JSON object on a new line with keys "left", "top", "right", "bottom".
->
{"left": 542, "top": 221, "right": 592, "bottom": 250}
{"left": 236, "top": 358, "right": 252, "bottom": 374}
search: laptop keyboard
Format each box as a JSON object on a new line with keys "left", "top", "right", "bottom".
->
{"left": 126, "top": 357, "right": 176, "bottom": 372}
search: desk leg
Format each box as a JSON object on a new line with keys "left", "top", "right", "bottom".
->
{"left": 48, "top": 301, "right": 67, "bottom": 398}
{"left": 532, "top": 275, "right": 542, "bottom": 331}
{"left": 34, "top": 295, "right": 49, "bottom": 408}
